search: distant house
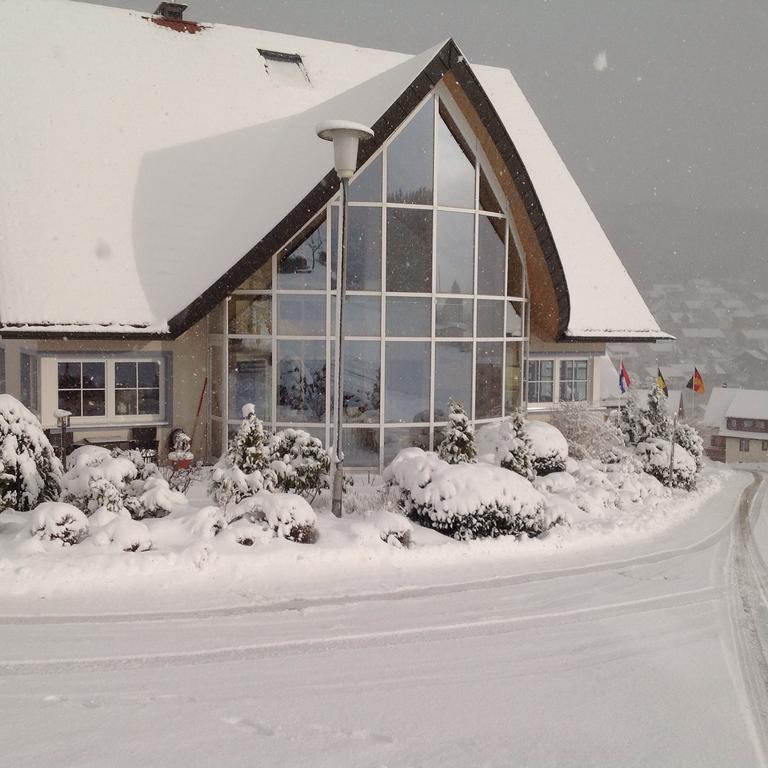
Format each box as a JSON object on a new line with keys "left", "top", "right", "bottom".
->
{"left": 0, "top": 1, "right": 666, "bottom": 470}
{"left": 703, "top": 388, "right": 768, "bottom": 463}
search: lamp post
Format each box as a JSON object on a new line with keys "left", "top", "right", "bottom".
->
{"left": 316, "top": 120, "right": 373, "bottom": 517}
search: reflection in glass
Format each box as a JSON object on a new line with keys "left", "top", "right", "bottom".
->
{"left": 349, "top": 155, "right": 382, "bottom": 202}
{"left": 277, "top": 340, "right": 326, "bottom": 422}
{"left": 434, "top": 342, "right": 472, "bottom": 421}
{"left": 479, "top": 168, "right": 503, "bottom": 214}
{"left": 210, "top": 345, "right": 224, "bottom": 418}
{"left": 387, "top": 97, "right": 434, "bottom": 205}
{"left": 477, "top": 300, "right": 505, "bottom": 338}
{"left": 276, "top": 294, "right": 325, "bottom": 336}
{"left": 277, "top": 220, "right": 327, "bottom": 290}
{"left": 477, "top": 215, "right": 506, "bottom": 296}
{"left": 385, "top": 297, "right": 431, "bottom": 337}
{"left": 347, "top": 206, "right": 381, "bottom": 290}
{"left": 342, "top": 428, "right": 380, "bottom": 467}
{"left": 527, "top": 360, "right": 553, "bottom": 403}
{"left": 435, "top": 298, "right": 473, "bottom": 337}
{"left": 386, "top": 208, "right": 432, "bottom": 292}
{"left": 385, "top": 341, "right": 430, "bottom": 422}
{"left": 436, "top": 107, "right": 475, "bottom": 209}
{"left": 559, "top": 359, "right": 589, "bottom": 402}
{"left": 475, "top": 342, "right": 503, "bottom": 419}
{"left": 238, "top": 259, "right": 272, "bottom": 291}
{"left": 506, "top": 301, "right": 524, "bottom": 337}
{"left": 229, "top": 339, "right": 272, "bottom": 421}
{"left": 436, "top": 211, "right": 474, "bottom": 294}
{"left": 505, "top": 342, "right": 521, "bottom": 413}
{"left": 228, "top": 295, "right": 272, "bottom": 335}
{"left": 332, "top": 341, "right": 380, "bottom": 424}
{"left": 383, "top": 427, "right": 430, "bottom": 464}
{"left": 507, "top": 236, "right": 525, "bottom": 298}
{"left": 332, "top": 295, "right": 381, "bottom": 337}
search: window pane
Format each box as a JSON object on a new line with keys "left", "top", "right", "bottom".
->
{"left": 435, "top": 298, "right": 473, "bottom": 338}
{"left": 434, "top": 342, "right": 472, "bottom": 421}
{"left": 276, "top": 294, "right": 325, "bottom": 336}
{"left": 138, "top": 389, "right": 160, "bottom": 415}
{"left": 115, "top": 389, "right": 137, "bottom": 416}
{"left": 505, "top": 342, "right": 522, "bottom": 413}
{"left": 475, "top": 342, "right": 503, "bottom": 419}
{"left": 385, "top": 297, "right": 431, "bottom": 337}
{"left": 386, "top": 208, "right": 432, "bottom": 292}
{"left": 333, "top": 340, "right": 380, "bottom": 424}
{"left": 477, "top": 300, "right": 505, "bottom": 337}
{"left": 506, "top": 301, "right": 524, "bottom": 337}
{"left": 83, "top": 389, "right": 105, "bottom": 417}
{"left": 114, "top": 362, "right": 135, "bottom": 389}
{"left": 237, "top": 259, "right": 272, "bottom": 291}
{"left": 347, "top": 206, "right": 381, "bottom": 291}
{"left": 477, "top": 216, "right": 506, "bottom": 296}
{"left": 138, "top": 361, "right": 160, "bottom": 389}
{"left": 277, "top": 340, "right": 326, "bottom": 422}
{"left": 507, "top": 236, "right": 525, "bottom": 298}
{"left": 436, "top": 106, "right": 475, "bottom": 209}
{"left": 228, "top": 296, "right": 272, "bottom": 335}
{"left": 210, "top": 345, "right": 224, "bottom": 418}
{"left": 58, "top": 362, "right": 80, "bottom": 389}
{"left": 349, "top": 154, "right": 382, "bottom": 202}
{"left": 58, "top": 389, "right": 81, "bottom": 416}
{"left": 385, "top": 341, "right": 431, "bottom": 423}
{"left": 277, "top": 220, "right": 327, "bottom": 290}
{"left": 228, "top": 339, "right": 272, "bottom": 421}
{"left": 386, "top": 97, "right": 434, "bottom": 205}
{"left": 342, "top": 428, "right": 380, "bottom": 468}
{"left": 383, "top": 427, "right": 430, "bottom": 465}
{"left": 436, "top": 211, "right": 474, "bottom": 294}
{"left": 479, "top": 169, "right": 503, "bottom": 214}
{"left": 332, "top": 295, "right": 381, "bottom": 337}
{"left": 82, "top": 362, "right": 105, "bottom": 389}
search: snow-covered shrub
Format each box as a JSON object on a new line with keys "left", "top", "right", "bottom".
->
{"left": 613, "top": 390, "right": 649, "bottom": 447}
{"left": 526, "top": 420, "right": 568, "bottom": 476}
{"left": 384, "top": 447, "right": 561, "bottom": 541}
{"left": 370, "top": 508, "right": 413, "bottom": 548}
{"left": 269, "top": 428, "right": 330, "bottom": 502}
{"left": 437, "top": 399, "right": 476, "bottom": 465}
{"left": 674, "top": 421, "right": 704, "bottom": 471}
{"left": 229, "top": 490, "right": 318, "bottom": 543}
{"left": 0, "top": 394, "right": 62, "bottom": 512}
{"left": 90, "top": 511, "right": 152, "bottom": 552}
{"left": 476, "top": 411, "right": 535, "bottom": 482}
{"left": 168, "top": 428, "right": 193, "bottom": 462}
{"left": 636, "top": 438, "right": 697, "bottom": 490}
{"left": 29, "top": 501, "right": 88, "bottom": 545}
{"left": 61, "top": 446, "right": 172, "bottom": 520}
{"left": 551, "top": 401, "right": 624, "bottom": 460}
{"left": 209, "top": 405, "right": 275, "bottom": 507}
{"left": 644, "top": 383, "right": 672, "bottom": 440}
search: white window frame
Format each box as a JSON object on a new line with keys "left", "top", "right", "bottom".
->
{"left": 48, "top": 356, "right": 167, "bottom": 427}
{"left": 527, "top": 356, "right": 593, "bottom": 409}
{"left": 0, "top": 346, "right": 5, "bottom": 394}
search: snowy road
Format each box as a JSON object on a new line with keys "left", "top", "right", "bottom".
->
{"left": 2, "top": 472, "right": 767, "bottom": 767}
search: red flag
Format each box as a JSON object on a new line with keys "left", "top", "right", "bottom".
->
{"left": 686, "top": 368, "right": 705, "bottom": 394}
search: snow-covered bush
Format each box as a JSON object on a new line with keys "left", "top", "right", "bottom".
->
{"left": 269, "top": 428, "right": 330, "bottom": 502}
{"left": 229, "top": 490, "right": 317, "bottom": 543}
{"left": 369, "top": 508, "right": 413, "bottom": 548}
{"left": 613, "top": 390, "right": 649, "bottom": 447}
{"left": 209, "top": 405, "right": 275, "bottom": 507}
{"left": 437, "top": 399, "right": 476, "bottom": 465}
{"left": 644, "top": 383, "right": 672, "bottom": 440}
{"left": 636, "top": 438, "right": 697, "bottom": 490}
{"left": 61, "top": 446, "right": 176, "bottom": 520}
{"left": 90, "top": 510, "right": 152, "bottom": 552}
{"left": 526, "top": 420, "right": 568, "bottom": 476}
{"left": 168, "top": 428, "right": 193, "bottom": 462}
{"left": 0, "top": 394, "right": 62, "bottom": 512}
{"left": 476, "top": 411, "right": 535, "bottom": 482}
{"left": 674, "top": 421, "right": 704, "bottom": 471}
{"left": 551, "top": 401, "right": 623, "bottom": 461}
{"left": 29, "top": 501, "right": 88, "bottom": 545}
{"left": 384, "top": 447, "right": 561, "bottom": 541}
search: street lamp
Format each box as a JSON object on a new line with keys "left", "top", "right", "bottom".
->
{"left": 316, "top": 120, "right": 374, "bottom": 517}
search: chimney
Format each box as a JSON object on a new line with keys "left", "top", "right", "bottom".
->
{"left": 154, "top": 2, "right": 188, "bottom": 21}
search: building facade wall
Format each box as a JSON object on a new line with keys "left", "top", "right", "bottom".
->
{"left": 725, "top": 435, "right": 768, "bottom": 463}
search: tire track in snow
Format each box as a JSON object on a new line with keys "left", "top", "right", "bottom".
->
{"left": 0, "top": 586, "right": 721, "bottom": 675}
{"left": 726, "top": 472, "right": 768, "bottom": 768}
{"left": 0, "top": 480, "right": 746, "bottom": 627}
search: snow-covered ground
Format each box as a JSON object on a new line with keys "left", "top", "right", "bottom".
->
{"left": 1, "top": 467, "right": 767, "bottom": 767}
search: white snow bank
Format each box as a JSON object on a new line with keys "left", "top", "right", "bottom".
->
{"left": 526, "top": 420, "right": 569, "bottom": 461}
{"left": 29, "top": 502, "right": 89, "bottom": 545}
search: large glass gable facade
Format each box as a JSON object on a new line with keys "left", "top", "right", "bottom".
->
{"left": 209, "top": 90, "right": 528, "bottom": 471}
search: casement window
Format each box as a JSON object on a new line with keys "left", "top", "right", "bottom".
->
{"left": 54, "top": 357, "right": 166, "bottom": 424}
{"left": 762, "top": 440, "right": 768, "bottom": 452}
{"left": 527, "top": 357, "right": 591, "bottom": 406}
{"left": 739, "top": 438, "right": 750, "bottom": 452}
{"left": 20, "top": 353, "right": 39, "bottom": 413}
{"left": 0, "top": 347, "right": 5, "bottom": 394}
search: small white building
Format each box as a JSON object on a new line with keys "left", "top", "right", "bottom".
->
{"left": 702, "top": 388, "right": 768, "bottom": 463}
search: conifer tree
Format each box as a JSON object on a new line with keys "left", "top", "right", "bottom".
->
{"left": 227, "top": 404, "right": 272, "bottom": 475}
{"left": 499, "top": 410, "right": 536, "bottom": 482}
{"left": 645, "top": 382, "right": 672, "bottom": 439}
{"left": 438, "top": 399, "right": 477, "bottom": 465}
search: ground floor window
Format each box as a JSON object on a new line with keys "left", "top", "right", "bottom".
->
{"left": 20, "top": 353, "right": 39, "bottom": 414}
{"left": 739, "top": 438, "right": 750, "bottom": 452}
{"left": 762, "top": 440, "right": 768, "bottom": 451}
{"left": 527, "top": 357, "right": 591, "bottom": 406}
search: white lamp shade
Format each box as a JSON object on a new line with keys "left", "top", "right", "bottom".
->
{"left": 316, "top": 120, "right": 374, "bottom": 179}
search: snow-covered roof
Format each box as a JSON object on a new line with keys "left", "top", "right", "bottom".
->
{"left": 703, "top": 387, "right": 768, "bottom": 428}
{"left": 0, "top": 0, "right": 665, "bottom": 341}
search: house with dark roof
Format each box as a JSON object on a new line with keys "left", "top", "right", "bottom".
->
{"left": 0, "top": 0, "right": 666, "bottom": 470}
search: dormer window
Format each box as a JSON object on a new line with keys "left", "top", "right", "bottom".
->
{"left": 258, "top": 49, "right": 310, "bottom": 87}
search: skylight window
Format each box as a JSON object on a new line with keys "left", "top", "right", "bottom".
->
{"left": 258, "top": 49, "right": 310, "bottom": 87}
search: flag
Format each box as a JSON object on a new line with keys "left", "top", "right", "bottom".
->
{"left": 656, "top": 368, "right": 668, "bottom": 397}
{"left": 618, "top": 361, "right": 631, "bottom": 393}
{"left": 686, "top": 368, "right": 705, "bottom": 394}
